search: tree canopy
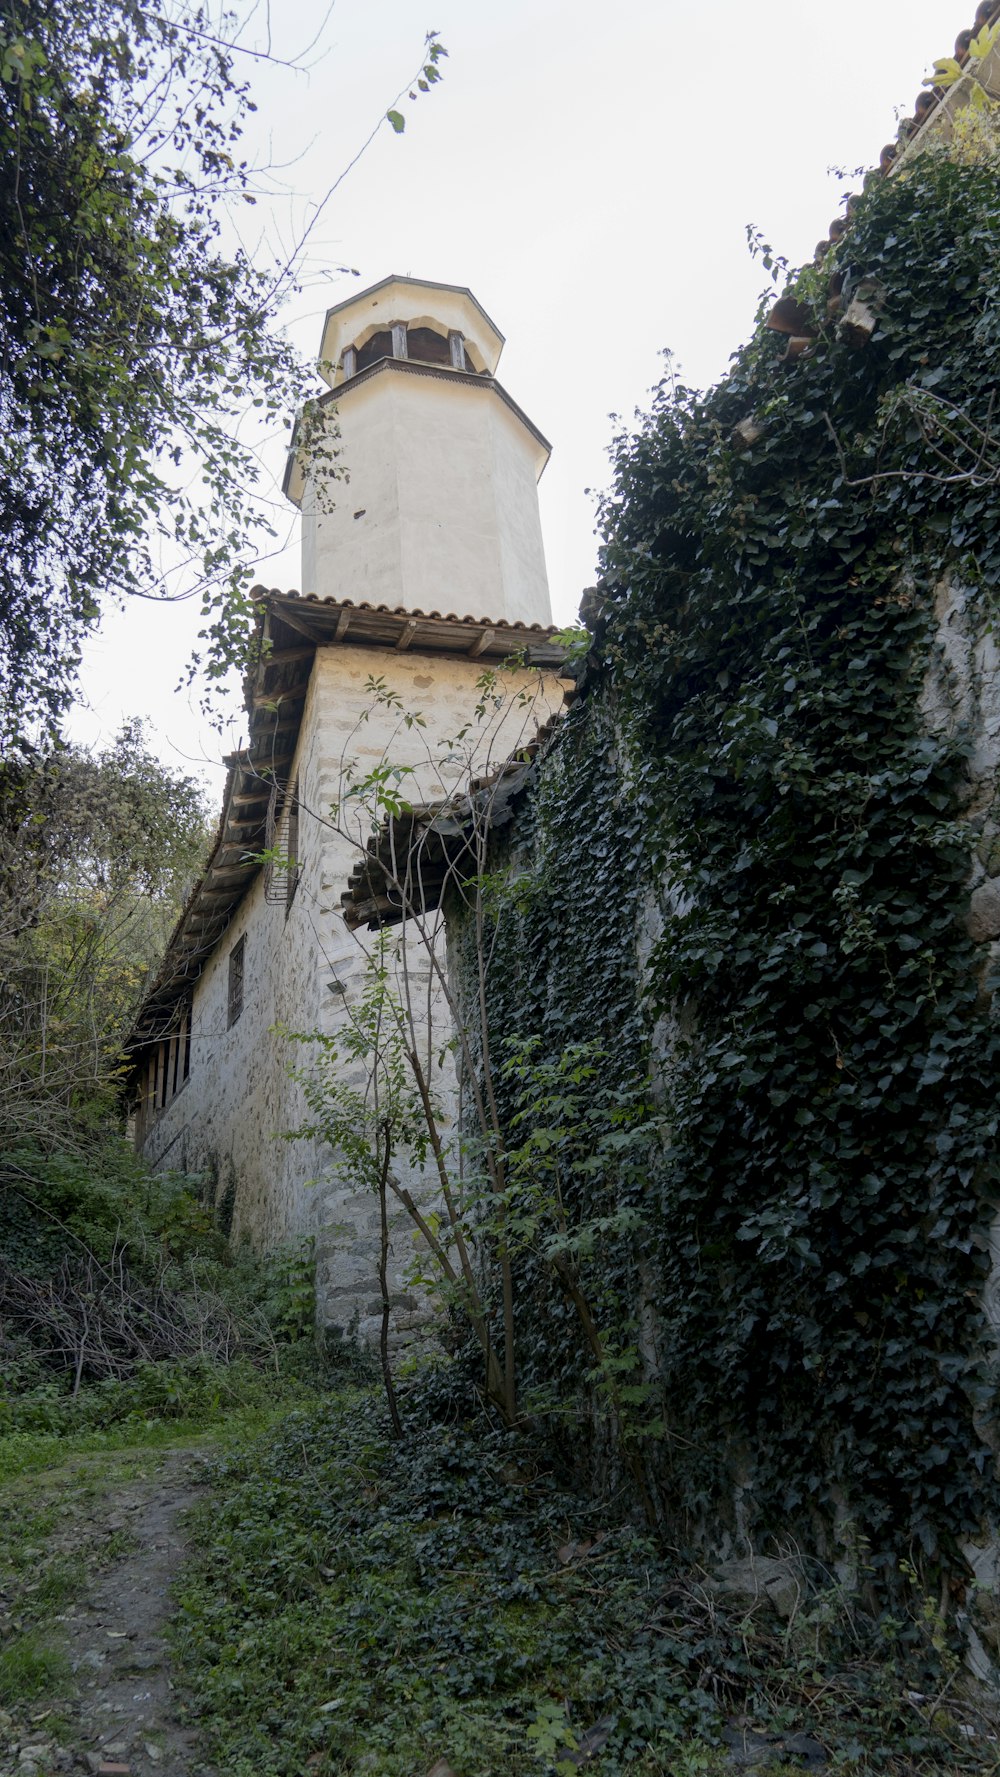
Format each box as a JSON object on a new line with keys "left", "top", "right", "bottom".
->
{"left": 0, "top": 721, "right": 211, "bottom": 1150}
{"left": 0, "top": 0, "right": 317, "bottom": 749}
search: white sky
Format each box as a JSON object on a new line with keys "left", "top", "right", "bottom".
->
{"left": 70, "top": 0, "right": 960, "bottom": 791}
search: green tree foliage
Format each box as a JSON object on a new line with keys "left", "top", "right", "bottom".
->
{"left": 0, "top": 0, "right": 319, "bottom": 746}
{"left": 0, "top": 721, "right": 211, "bottom": 1148}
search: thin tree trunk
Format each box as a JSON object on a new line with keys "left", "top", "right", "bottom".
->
{"left": 552, "top": 1253, "right": 658, "bottom": 1531}
{"left": 377, "top": 1128, "right": 403, "bottom": 1440}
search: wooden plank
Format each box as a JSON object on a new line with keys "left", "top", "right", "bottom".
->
{"left": 258, "top": 645, "right": 317, "bottom": 671}
{"left": 395, "top": 619, "right": 419, "bottom": 652}
{"left": 270, "top": 604, "right": 325, "bottom": 642}
{"left": 467, "top": 628, "right": 496, "bottom": 658}
{"left": 204, "top": 872, "right": 252, "bottom": 889}
{"left": 251, "top": 686, "right": 307, "bottom": 710}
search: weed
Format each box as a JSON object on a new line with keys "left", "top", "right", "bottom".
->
{"left": 0, "top": 1632, "right": 71, "bottom": 1707}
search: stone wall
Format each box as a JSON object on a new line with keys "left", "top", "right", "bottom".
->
{"left": 442, "top": 563, "right": 1000, "bottom": 1586}
{"left": 141, "top": 642, "right": 566, "bottom": 1340}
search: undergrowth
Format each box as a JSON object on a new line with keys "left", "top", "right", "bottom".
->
{"left": 171, "top": 1386, "right": 1000, "bottom": 1777}
{"left": 0, "top": 1138, "right": 361, "bottom": 1446}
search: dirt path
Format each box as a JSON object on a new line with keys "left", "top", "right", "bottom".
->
{"left": 0, "top": 1448, "right": 216, "bottom": 1777}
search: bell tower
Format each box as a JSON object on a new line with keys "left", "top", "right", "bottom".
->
{"left": 284, "top": 275, "right": 553, "bottom": 628}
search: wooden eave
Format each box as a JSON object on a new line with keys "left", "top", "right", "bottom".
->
{"left": 255, "top": 589, "right": 567, "bottom": 669}
{"left": 341, "top": 711, "right": 564, "bottom": 932}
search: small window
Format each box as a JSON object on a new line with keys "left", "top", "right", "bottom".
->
{"left": 228, "top": 935, "right": 246, "bottom": 1028}
{"left": 286, "top": 785, "right": 301, "bottom": 914}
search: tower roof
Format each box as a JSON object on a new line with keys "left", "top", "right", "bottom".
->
{"left": 318, "top": 275, "right": 505, "bottom": 382}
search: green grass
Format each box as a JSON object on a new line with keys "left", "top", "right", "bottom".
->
{"left": 0, "top": 1632, "right": 72, "bottom": 1707}
{"left": 0, "top": 1410, "right": 291, "bottom": 1735}
{"left": 169, "top": 1386, "right": 1000, "bottom": 1777}
{"left": 0, "top": 1403, "right": 278, "bottom": 1485}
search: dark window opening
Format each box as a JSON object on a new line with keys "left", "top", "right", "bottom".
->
{"left": 356, "top": 329, "right": 394, "bottom": 372}
{"left": 228, "top": 935, "right": 246, "bottom": 1028}
{"left": 406, "top": 326, "right": 456, "bottom": 368}
{"left": 135, "top": 998, "right": 192, "bottom": 1147}
{"left": 286, "top": 786, "right": 301, "bottom": 914}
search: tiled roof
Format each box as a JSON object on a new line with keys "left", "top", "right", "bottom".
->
{"left": 254, "top": 591, "right": 568, "bottom": 692}
{"left": 129, "top": 747, "right": 272, "bottom": 1045}
{"left": 805, "top": 2, "right": 1000, "bottom": 268}
{"left": 255, "top": 587, "right": 561, "bottom": 645}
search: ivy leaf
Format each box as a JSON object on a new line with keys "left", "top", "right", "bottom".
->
{"left": 386, "top": 108, "right": 405, "bottom": 133}
{"left": 969, "top": 22, "right": 1000, "bottom": 60}
{"left": 923, "top": 57, "right": 962, "bottom": 88}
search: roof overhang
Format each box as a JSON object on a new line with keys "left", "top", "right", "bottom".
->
{"left": 341, "top": 720, "right": 562, "bottom": 931}
{"left": 256, "top": 590, "right": 567, "bottom": 668}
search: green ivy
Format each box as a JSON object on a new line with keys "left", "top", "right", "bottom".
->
{"left": 455, "top": 148, "right": 1000, "bottom": 1584}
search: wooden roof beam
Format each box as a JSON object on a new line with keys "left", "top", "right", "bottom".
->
{"left": 270, "top": 604, "right": 325, "bottom": 643}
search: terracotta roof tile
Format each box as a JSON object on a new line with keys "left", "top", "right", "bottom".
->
{"left": 805, "top": 3, "right": 1000, "bottom": 267}
{"left": 251, "top": 587, "right": 557, "bottom": 637}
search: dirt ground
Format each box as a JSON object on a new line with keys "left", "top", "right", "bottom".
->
{"left": 0, "top": 1449, "right": 216, "bottom": 1777}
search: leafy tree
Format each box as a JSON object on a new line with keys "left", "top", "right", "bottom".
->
{"left": 0, "top": 2, "right": 448, "bottom": 748}
{"left": 0, "top": 722, "right": 211, "bottom": 1148}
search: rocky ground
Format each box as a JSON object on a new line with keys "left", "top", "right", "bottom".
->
{"left": 0, "top": 1449, "right": 216, "bottom": 1777}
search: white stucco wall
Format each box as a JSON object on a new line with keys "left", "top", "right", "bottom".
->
{"left": 141, "top": 643, "right": 566, "bottom": 1341}
{"left": 300, "top": 371, "right": 552, "bottom": 628}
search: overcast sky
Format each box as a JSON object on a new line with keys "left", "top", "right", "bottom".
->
{"left": 70, "top": 0, "right": 960, "bottom": 786}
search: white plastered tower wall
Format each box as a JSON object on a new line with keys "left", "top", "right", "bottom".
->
{"left": 287, "top": 276, "right": 553, "bottom": 629}
{"left": 134, "top": 274, "right": 566, "bottom": 1340}
{"left": 140, "top": 642, "right": 566, "bottom": 1340}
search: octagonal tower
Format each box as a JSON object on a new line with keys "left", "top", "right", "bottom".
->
{"left": 284, "top": 275, "right": 553, "bottom": 628}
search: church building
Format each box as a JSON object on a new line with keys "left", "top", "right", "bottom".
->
{"left": 129, "top": 277, "right": 569, "bottom": 1337}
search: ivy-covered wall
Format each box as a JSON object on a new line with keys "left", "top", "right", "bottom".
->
{"left": 453, "top": 150, "right": 1000, "bottom": 1586}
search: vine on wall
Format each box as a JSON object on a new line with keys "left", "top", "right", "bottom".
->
{"left": 460, "top": 148, "right": 1000, "bottom": 1582}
